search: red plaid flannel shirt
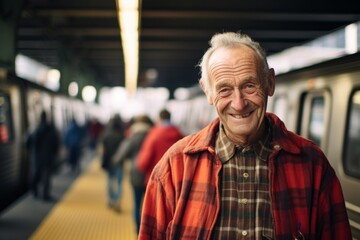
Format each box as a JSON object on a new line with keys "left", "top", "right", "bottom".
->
{"left": 139, "top": 113, "right": 352, "bottom": 240}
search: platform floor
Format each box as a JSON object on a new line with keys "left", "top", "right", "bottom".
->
{"left": 0, "top": 149, "right": 138, "bottom": 240}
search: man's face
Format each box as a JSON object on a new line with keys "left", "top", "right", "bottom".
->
{"left": 205, "top": 46, "right": 274, "bottom": 145}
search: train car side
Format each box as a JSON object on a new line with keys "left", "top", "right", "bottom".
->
{"left": 268, "top": 53, "right": 360, "bottom": 238}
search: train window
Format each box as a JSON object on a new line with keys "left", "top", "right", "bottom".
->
{"left": 344, "top": 90, "right": 360, "bottom": 179}
{"left": 300, "top": 90, "right": 331, "bottom": 151}
{"left": 272, "top": 95, "right": 288, "bottom": 124}
{"left": 308, "top": 97, "right": 325, "bottom": 146}
{"left": 0, "top": 92, "right": 14, "bottom": 144}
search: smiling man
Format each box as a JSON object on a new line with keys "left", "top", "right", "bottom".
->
{"left": 204, "top": 44, "right": 274, "bottom": 146}
{"left": 138, "top": 32, "right": 352, "bottom": 240}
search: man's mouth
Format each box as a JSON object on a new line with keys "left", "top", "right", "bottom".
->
{"left": 231, "top": 111, "right": 252, "bottom": 119}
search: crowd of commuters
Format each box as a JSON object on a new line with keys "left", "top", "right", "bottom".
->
{"left": 25, "top": 106, "right": 185, "bottom": 235}
{"left": 26, "top": 112, "right": 105, "bottom": 202}
{"left": 99, "top": 109, "right": 183, "bottom": 234}
{"left": 137, "top": 32, "right": 352, "bottom": 239}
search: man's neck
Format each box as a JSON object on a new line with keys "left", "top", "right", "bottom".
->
{"left": 224, "top": 120, "right": 266, "bottom": 147}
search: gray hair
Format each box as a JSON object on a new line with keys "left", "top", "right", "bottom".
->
{"left": 198, "top": 32, "right": 270, "bottom": 93}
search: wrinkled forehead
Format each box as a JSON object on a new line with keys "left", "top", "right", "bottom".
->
{"left": 208, "top": 45, "right": 260, "bottom": 70}
{"left": 208, "top": 46, "right": 262, "bottom": 80}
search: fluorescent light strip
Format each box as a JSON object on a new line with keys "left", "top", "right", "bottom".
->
{"left": 116, "top": 0, "right": 140, "bottom": 94}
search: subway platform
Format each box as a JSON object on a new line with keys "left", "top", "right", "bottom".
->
{"left": 0, "top": 149, "right": 138, "bottom": 240}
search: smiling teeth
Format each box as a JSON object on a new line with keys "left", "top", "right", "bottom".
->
{"left": 233, "top": 113, "right": 250, "bottom": 118}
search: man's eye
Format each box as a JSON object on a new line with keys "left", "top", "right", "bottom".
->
{"left": 243, "top": 83, "right": 257, "bottom": 94}
{"left": 244, "top": 83, "right": 255, "bottom": 89}
{"left": 218, "top": 88, "right": 232, "bottom": 96}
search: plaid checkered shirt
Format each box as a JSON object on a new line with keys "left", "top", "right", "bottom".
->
{"left": 211, "top": 120, "right": 274, "bottom": 239}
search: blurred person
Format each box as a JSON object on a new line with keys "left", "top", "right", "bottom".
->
{"left": 87, "top": 117, "right": 103, "bottom": 151}
{"left": 111, "top": 115, "right": 154, "bottom": 233}
{"left": 26, "top": 110, "right": 59, "bottom": 201}
{"left": 136, "top": 109, "right": 183, "bottom": 186}
{"left": 138, "top": 32, "right": 352, "bottom": 239}
{"left": 64, "top": 118, "right": 85, "bottom": 173}
{"left": 101, "top": 114, "right": 125, "bottom": 212}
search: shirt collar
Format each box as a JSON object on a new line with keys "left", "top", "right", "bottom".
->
{"left": 215, "top": 117, "right": 273, "bottom": 163}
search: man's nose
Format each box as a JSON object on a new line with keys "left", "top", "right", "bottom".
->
{"left": 230, "top": 89, "right": 247, "bottom": 110}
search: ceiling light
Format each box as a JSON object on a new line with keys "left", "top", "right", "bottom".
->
{"left": 116, "top": 0, "right": 141, "bottom": 95}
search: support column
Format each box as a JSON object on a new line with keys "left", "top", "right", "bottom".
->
{"left": 0, "top": 0, "right": 25, "bottom": 73}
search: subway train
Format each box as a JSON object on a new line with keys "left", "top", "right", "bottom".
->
{"left": 0, "top": 73, "right": 104, "bottom": 213}
{"left": 167, "top": 52, "right": 360, "bottom": 238}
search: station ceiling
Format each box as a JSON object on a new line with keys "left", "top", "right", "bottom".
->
{"left": 16, "top": 0, "right": 360, "bottom": 96}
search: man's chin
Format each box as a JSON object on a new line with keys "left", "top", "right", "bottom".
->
{"left": 226, "top": 124, "right": 253, "bottom": 136}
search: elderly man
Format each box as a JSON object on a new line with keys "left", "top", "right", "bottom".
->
{"left": 138, "top": 32, "right": 352, "bottom": 240}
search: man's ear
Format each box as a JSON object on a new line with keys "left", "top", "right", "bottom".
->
{"left": 200, "top": 79, "right": 214, "bottom": 105}
{"left": 267, "top": 68, "right": 275, "bottom": 96}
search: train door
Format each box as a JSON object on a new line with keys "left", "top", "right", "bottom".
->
{"left": 299, "top": 90, "right": 331, "bottom": 151}
{"left": 344, "top": 90, "right": 360, "bottom": 179}
{"left": 343, "top": 89, "right": 360, "bottom": 238}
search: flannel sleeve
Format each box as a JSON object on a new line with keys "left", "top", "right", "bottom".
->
{"left": 315, "top": 166, "right": 352, "bottom": 239}
{"left": 138, "top": 160, "right": 175, "bottom": 240}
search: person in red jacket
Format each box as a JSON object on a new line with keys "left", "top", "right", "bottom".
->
{"left": 136, "top": 109, "right": 183, "bottom": 186}
{"left": 138, "top": 32, "right": 352, "bottom": 239}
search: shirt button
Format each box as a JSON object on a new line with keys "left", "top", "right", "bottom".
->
{"left": 243, "top": 172, "right": 249, "bottom": 178}
{"left": 242, "top": 230, "right": 248, "bottom": 236}
{"left": 274, "top": 144, "right": 281, "bottom": 150}
{"left": 241, "top": 198, "right": 248, "bottom": 204}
